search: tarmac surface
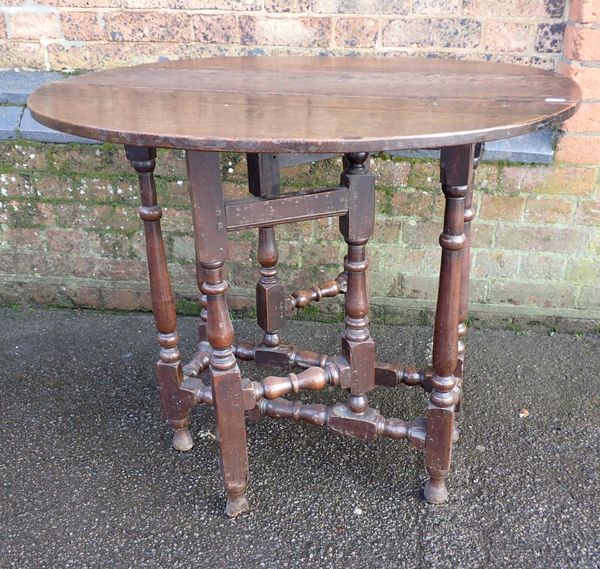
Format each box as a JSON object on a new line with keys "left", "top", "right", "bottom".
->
{"left": 0, "top": 307, "right": 599, "bottom": 569}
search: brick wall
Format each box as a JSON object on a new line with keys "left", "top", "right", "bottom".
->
{"left": 0, "top": 0, "right": 599, "bottom": 329}
{"left": 0, "top": 0, "right": 569, "bottom": 70}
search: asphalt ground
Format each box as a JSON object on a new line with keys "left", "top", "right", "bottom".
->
{"left": 0, "top": 307, "right": 598, "bottom": 569}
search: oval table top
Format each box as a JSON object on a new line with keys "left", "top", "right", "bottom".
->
{"left": 28, "top": 56, "right": 581, "bottom": 154}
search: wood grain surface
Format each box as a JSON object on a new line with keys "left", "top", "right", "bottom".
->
{"left": 28, "top": 56, "right": 581, "bottom": 152}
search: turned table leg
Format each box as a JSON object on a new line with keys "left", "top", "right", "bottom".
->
{"left": 339, "top": 152, "right": 376, "bottom": 412}
{"left": 247, "top": 153, "right": 286, "bottom": 348}
{"left": 453, "top": 142, "right": 483, "bottom": 442}
{"left": 187, "top": 150, "right": 250, "bottom": 517}
{"left": 424, "top": 144, "right": 475, "bottom": 504}
{"left": 125, "top": 145, "right": 193, "bottom": 452}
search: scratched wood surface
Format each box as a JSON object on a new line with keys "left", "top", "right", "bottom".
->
{"left": 28, "top": 57, "right": 580, "bottom": 153}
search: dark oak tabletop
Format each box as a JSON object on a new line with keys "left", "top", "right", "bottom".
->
{"left": 28, "top": 57, "right": 581, "bottom": 153}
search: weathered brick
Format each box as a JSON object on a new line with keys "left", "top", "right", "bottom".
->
{"left": 0, "top": 15, "right": 6, "bottom": 39}
{"left": 523, "top": 196, "right": 575, "bottom": 223}
{"left": 371, "top": 159, "right": 410, "bottom": 188}
{"left": 334, "top": 17, "right": 378, "bottom": 48}
{"left": 239, "top": 16, "right": 331, "bottom": 48}
{"left": 473, "top": 163, "right": 500, "bottom": 192}
{"left": 534, "top": 23, "right": 565, "bottom": 54}
{"left": 576, "top": 199, "right": 600, "bottom": 225}
{"left": 565, "top": 257, "right": 600, "bottom": 283}
{"left": 412, "top": 0, "right": 460, "bottom": 14}
{"left": 570, "top": 0, "right": 600, "bottom": 23}
{"left": 495, "top": 225, "right": 588, "bottom": 253}
{"left": 501, "top": 165, "right": 596, "bottom": 195}
{"left": 463, "top": 0, "right": 565, "bottom": 18}
{"left": 122, "top": 0, "right": 261, "bottom": 7}
{"left": 383, "top": 18, "right": 481, "bottom": 49}
{"left": 8, "top": 13, "right": 60, "bottom": 40}
{"left": 155, "top": 149, "right": 188, "bottom": 178}
{"left": 160, "top": 207, "right": 194, "bottom": 233}
{"left": 60, "top": 12, "right": 104, "bottom": 41}
{"left": 103, "top": 288, "right": 141, "bottom": 311}
{"left": 0, "top": 144, "right": 48, "bottom": 171}
{"left": 473, "top": 250, "right": 519, "bottom": 278}
{"left": 0, "top": 41, "right": 45, "bottom": 69}
{"left": 479, "top": 194, "right": 525, "bottom": 221}
{"left": 265, "top": 0, "right": 310, "bottom": 10}
{"left": 38, "top": 0, "right": 120, "bottom": 6}
{"left": 564, "top": 26, "right": 600, "bottom": 61}
{"left": 46, "top": 229, "right": 87, "bottom": 254}
{"left": 0, "top": 173, "right": 35, "bottom": 198}
{"left": 55, "top": 203, "right": 139, "bottom": 232}
{"left": 373, "top": 217, "right": 401, "bottom": 244}
{"left": 563, "top": 103, "right": 600, "bottom": 133}
{"left": 312, "top": 0, "right": 410, "bottom": 13}
{"left": 408, "top": 161, "right": 439, "bottom": 190}
{"left": 559, "top": 63, "right": 600, "bottom": 100}
{"left": 104, "top": 12, "right": 193, "bottom": 42}
{"left": 87, "top": 230, "right": 145, "bottom": 259}
{"left": 192, "top": 14, "right": 237, "bottom": 44}
{"left": 371, "top": 246, "right": 438, "bottom": 276}
{"left": 1, "top": 201, "right": 55, "bottom": 227}
{"left": 577, "top": 285, "right": 600, "bottom": 310}
{"left": 487, "top": 280, "right": 577, "bottom": 308}
{"left": 518, "top": 251, "right": 566, "bottom": 280}
{"left": 0, "top": 227, "right": 45, "bottom": 252}
{"left": 48, "top": 145, "right": 131, "bottom": 175}
{"left": 391, "top": 190, "right": 433, "bottom": 218}
{"left": 484, "top": 22, "right": 532, "bottom": 53}
{"left": 556, "top": 135, "right": 600, "bottom": 165}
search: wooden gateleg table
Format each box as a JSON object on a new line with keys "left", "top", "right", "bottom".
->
{"left": 28, "top": 57, "right": 580, "bottom": 517}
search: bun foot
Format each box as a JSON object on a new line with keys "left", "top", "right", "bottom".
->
{"left": 172, "top": 428, "right": 194, "bottom": 452}
{"left": 225, "top": 493, "right": 250, "bottom": 518}
{"left": 424, "top": 477, "right": 448, "bottom": 504}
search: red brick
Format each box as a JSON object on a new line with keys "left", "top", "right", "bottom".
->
{"left": 556, "top": 135, "right": 600, "bottom": 164}
{"left": 495, "top": 225, "right": 588, "bottom": 253}
{"left": 192, "top": 14, "right": 237, "bottom": 44}
{"left": 334, "top": 18, "right": 378, "bottom": 48}
{"left": 570, "top": 0, "right": 600, "bottom": 23}
{"left": 0, "top": 173, "right": 35, "bottom": 198}
{"left": 559, "top": 63, "right": 600, "bottom": 100}
{"left": 412, "top": 0, "right": 460, "bottom": 14}
{"left": 60, "top": 12, "right": 103, "bottom": 41}
{"left": 484, "top": 22, "right": 532, "bottom": 53}
{"left": 371, "top": 160, "right": 410, "bottom": 187}
{"left": 0, "top": 227, "right": 45, "bottom": 252}
{"left": 0, "top": 41, "right": 45, "bottom": 69}
{"left": 0, "top": 15, "right": 6, "bottom": 39}
{"left": 563, "top": 103, "right": 600, "bottom": 133}
{"left": 564, "top": 26, "right": 600, "bottom": 61}
{"left": 501, "top": 165, "right": 596, "bottom": 195}
{"left": 104, "top": 12, "right": 193, "bottom": 42}
{"left": 523, "top": 196, "right": 575, "bottom": 223}
{"left": 239, "top": 16, "right": 331, "bottom": 48}
{"left": 382, "top": 18, "right": 480, "bottom": 49}
{"left": 373, "top": 217, "right": 401, "bottom": 244}
{"left": 479, "top": 195, "right": 525, "bottom": 221}
{"left": 8, "top": 13, "right": 59, "bottom": 40}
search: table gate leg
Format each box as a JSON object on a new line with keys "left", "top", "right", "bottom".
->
{"left": 453, "top": 142, "right": 482, "bottom": 442}
{"left": 339, "top": 153, "right": 376, "bottom": 410}
{"left": 424, "top": 144, "right": 474, "bottom": 504}
{"left": 187, "top": 150, "right": 250, "bottom": 517}
{"left": 247, "top": 154, "right": 286, "bottom": 348}
{"left": 125, "top": 145, "right": 193, "bottom": 452}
